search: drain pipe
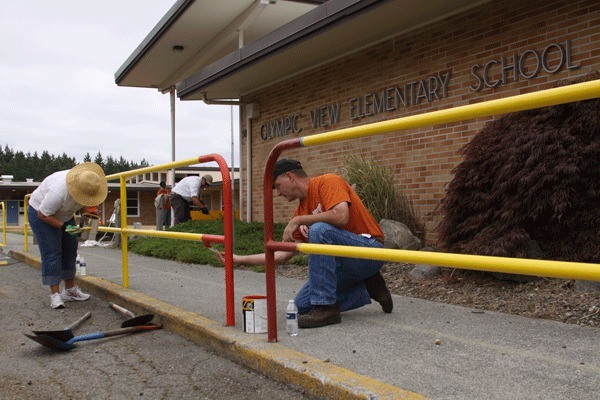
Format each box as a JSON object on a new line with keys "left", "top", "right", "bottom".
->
{"left": 200, "top": 93, "right": 241, "bottom": 106}
{"left": 244, "top": 103, "right": 259, "bottom": 222}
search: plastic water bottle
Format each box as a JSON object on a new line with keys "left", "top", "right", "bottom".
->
{"left": 286, "top": 299, "right": 298, "bottom": 337}
{"left": 76, "top": 254, "right": 81, "bottom": 275}
{"left": 79, "top": 257, "right": 87, "bottom": 276}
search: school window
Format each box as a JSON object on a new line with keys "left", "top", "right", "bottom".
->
{"left": 126, "top": 191, "right": 139, "bottom": 217}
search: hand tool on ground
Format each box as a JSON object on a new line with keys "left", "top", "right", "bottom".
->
{"left": 109, "top": 302, "right": 154, "bottom": 327}
{"left": 31, "top": 311, "right": 92, "bottom": 342}
{"left": 24, "top": 323, "right": 163, "bottom": 352}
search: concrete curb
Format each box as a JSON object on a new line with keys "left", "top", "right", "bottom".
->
{"left": 9, "top": 249, "right": 426, "bottom": 400}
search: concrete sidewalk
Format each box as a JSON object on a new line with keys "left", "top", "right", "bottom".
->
{"left": 3, "top": 232, "right": 599, "bottom": 399}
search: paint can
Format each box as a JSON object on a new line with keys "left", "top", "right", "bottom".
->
{"left": 242, "top": 295, "right": 267, "bottom": 333}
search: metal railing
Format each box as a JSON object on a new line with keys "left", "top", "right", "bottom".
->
{"left": 101, "top": 154, "right": 235, "bottom": 326}
{"left": 22, "top": 155, "right": 236, "bottom": 327}
{"left": 23, "top": 194, "right": 32, "bottom": 252}
{"left": 0, "top": 201, "right": 6, "bottom": 247}
{"left": 262, "top": 79, "right": 600, "bottom": 342}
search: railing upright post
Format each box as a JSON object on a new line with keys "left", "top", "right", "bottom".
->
{"left": 199, "top": 154, "right": 236, "bottom": 326}
{"left": 23, "top": 195, "right": 31, "bottom": 252}
{"left": 263, "top": 139, "right": 302, "bottom": 342}
{"left": 0, "top": 202, "right": 6, "bottom": 246}
{"left": 119, "top": 176, "right": 129, "bottom": 288}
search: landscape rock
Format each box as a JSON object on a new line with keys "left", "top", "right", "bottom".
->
{"left": 408, "top": 246, "right": 442, "bottom": 280}
{"left": 409, "top": 264, "right": 441, "bottom": 280}
{"left": 379, "top": 219, "right": 422, "bottom": 250}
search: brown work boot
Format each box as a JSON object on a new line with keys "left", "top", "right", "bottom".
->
{"left": 364, "top": 272, "right": 393, "bottom": 313}
{"left": 298, "top": 304, "right": 341, "bottom": 329}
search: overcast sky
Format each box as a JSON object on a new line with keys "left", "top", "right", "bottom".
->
{"left": 1, "top": 1, "right": 239, "bottom": 168}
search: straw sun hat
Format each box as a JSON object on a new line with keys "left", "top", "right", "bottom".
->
{"left": 65, "top": 162, "right": 108, "bottom": 206}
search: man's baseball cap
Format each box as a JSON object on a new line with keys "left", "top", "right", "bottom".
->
{"left": 202, "top": 174, "right": 213, "bottom": 186}
{"left": 273, "top": 159, "right": 303, "bottom": 187}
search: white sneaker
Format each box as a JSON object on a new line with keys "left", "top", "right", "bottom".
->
{"left": 50, "top": 293, "right": 65, "bottom": 309}
{"left": 61, "top": 286, "right": 91, "bottom": 302}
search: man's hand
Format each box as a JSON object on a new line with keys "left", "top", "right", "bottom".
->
{"left": 212, "top": 248, "right": 226, "bottom": 265}
{"left": 282, "top": 217, "right": 301, "bottom": 242}
{"left": 212, "top": 249, "right": 244, "bottom": 266}
{"left": 201, "top": 206, "right": 210, "bottom": 215}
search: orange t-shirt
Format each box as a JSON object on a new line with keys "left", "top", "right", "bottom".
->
{"left": 292, "top": 174, "right": 383, "bottom": 242}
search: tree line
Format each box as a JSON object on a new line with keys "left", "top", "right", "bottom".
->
{"left": 0, "top": 145, "right": 150, "bottom": 182}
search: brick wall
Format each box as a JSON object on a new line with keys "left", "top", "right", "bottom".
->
{"left": 241, "top": 0, "right": 600, "bottom": 243}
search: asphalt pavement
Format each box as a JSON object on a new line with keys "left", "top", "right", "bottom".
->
{"left": 0, "top": 252, "right": 315, "bottom": 399}
{"left": 2, "top": 231, "right": 600, "bottom": 399}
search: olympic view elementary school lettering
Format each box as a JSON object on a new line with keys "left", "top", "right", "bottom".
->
{"left": 260, "top": 40, "right": 579, "bottom": 141}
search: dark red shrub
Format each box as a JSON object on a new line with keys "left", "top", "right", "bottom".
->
{"left": 437, "top": 73, "right": 600, "bottom": 263}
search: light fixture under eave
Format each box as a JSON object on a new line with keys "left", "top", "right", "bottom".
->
{"left": 172, "top": 45, "right": 184, "bottom": 51}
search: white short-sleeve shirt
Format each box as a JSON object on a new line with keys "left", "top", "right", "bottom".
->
{"left": 171, "top": 176, "right": 201, "bottom": 201}
{"left": 28, "top": 170, "right": 81, "bottom": 222}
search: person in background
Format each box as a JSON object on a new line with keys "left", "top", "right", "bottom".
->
{"left": 27, "top": 162, "right": 108, "bottom": 309}
{"left": 86, "top": 204, "right": 100, "bottom": 217}
{"left": 216, "top": 159, "right": 392, "bottom": 329}
{"left": 155, "top": 181, "right": 171, "bottom": 230}
{"left": 169, "top": 174, "right": 213, "bottom": 224}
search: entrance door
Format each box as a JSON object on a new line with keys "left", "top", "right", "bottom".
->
{"left": 5, "top": 201, "right": 19, "bottom": 225}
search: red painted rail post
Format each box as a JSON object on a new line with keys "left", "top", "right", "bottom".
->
{"left": 199, "top": 154, "right": 235, "bottom": 326}
{"left": 263, "top": 139, "right": 302, "bottom": 342}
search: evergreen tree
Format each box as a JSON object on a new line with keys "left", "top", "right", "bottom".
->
{"left": 104, "top": 155, "right": 117, "bottom": 175}
{"left": 0, "top": 144, "right": 149, "bottom": 181}
{"left": 94, "top": 151, "right": 104, "bottom": 168}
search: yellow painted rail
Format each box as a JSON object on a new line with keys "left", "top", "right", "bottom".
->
{"left": 0, "top": 201, "right": 6, "bottom": 247}
{"left": 23, "top": 194, "right": 31, "bottom": 252}
{"left": 297, "top": 243, "right": 600, "bottom": 282}
{"left": 100, "top": 227, "right": 215, "bottom": 241}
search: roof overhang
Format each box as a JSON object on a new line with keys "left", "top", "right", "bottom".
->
{"left": 177, "top": 0, "right": 490, "bottom": 100}
{"left": 115, "top": 0, "right": 324, "bottom": 92}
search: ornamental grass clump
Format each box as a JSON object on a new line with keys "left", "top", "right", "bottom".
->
{"left": 436, "top": 73, "right": 600, "bottom": 263}
{"left": 342, "top": 154, "right": 425, "bottom": 242}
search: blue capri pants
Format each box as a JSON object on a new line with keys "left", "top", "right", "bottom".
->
{"left": 27, "top": 205, "right": 78, "bottom": 286}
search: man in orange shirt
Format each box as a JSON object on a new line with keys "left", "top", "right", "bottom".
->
{"left": 217, "top": 159, "right": 392, "bottom": 328}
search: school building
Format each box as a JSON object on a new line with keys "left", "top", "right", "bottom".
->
{"left": 116, "top": 0, "right": 599, "bottom": 241}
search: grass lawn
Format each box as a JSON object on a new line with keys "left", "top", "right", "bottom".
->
{"left": 127, "top": 220, "right": 307, "bottom": 271}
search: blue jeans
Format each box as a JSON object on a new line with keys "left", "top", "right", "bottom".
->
{"left": 294, "top": 222, "right": 384, "bottom": 314}
{"left": 28, "top": 205, "right": 78, "bottom": 286}
{"left": 162, "top": 208, "right": 171, "bottom": 228}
